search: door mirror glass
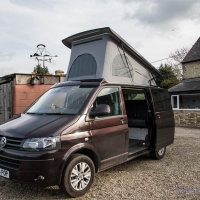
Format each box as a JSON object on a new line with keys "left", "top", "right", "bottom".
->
{"left": 90, "top": 104, "right": 110, "bottom": 117}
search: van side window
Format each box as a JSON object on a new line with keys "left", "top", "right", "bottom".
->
{"left": 92, "top": 87, "right": 122, "bottom": 117}
{"left": 152, "top": 89, "right": 172, "bottom": 112}
{"left": 123, "top": 92, "right": 145, "bottom": 100}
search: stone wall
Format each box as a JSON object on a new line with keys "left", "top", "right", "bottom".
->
{"left": 183, "top": 61, "right": 200, "bottom": 79}
{"left": 173, "top": 110, "right": 200, "bottom": 128}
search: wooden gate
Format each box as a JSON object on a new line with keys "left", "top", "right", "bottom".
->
{"left": 0, "top": 82, "right": 12, "bottom": 124}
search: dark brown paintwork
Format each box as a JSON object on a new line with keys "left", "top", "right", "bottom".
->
{"left": 89, "top": 116, "right": 128, "bottom": 170}
{"left": 0, "top": 114, "right": 80, "bottom": 138}
{"left": 0, "top": 79, "right": 175, "bottom": 187}
{"left": 150, "top": 88, "right": 175, "bottom": 150}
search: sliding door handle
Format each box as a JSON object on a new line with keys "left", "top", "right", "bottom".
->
{"left": 120, "top": 118, "right": 125, "bottom": 123}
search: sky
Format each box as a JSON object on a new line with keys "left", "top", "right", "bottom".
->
{"left": 0, "top": 0, "right": 200, "bottom": 77}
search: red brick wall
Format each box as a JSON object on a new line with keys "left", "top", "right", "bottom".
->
{"left": 13, "top": 85, "right": 51, "bottom": 115}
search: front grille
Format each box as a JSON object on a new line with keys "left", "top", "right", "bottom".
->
{"left": 0, "top": 135, "right": 24, "bottom": 150}
{"left": 0, "top": 155, "right": 20, "bottom": 170}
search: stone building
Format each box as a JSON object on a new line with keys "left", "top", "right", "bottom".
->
{"left": 169, "top": 37, "right": 200, "bottom": 128}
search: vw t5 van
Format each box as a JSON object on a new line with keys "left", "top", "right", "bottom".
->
{"left": 0, "top": 28, "right": 175, "bottom": 198}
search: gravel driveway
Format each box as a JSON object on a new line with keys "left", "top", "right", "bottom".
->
{"left": 0, "top": 127, "right": 200, "bottom": 200}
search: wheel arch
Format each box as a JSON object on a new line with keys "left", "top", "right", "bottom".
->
{"left": 59, "top": 144, "right": 100, "bottom": 185}
{"left": 75, "top": 148, "right": 99, "bottom": 173}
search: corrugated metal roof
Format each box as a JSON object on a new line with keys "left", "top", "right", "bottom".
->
{"left": 62, "top": 27, "right": 161, "bottom": 78}
{"left": 0, "top": 74, "right": 15, "bottom": 84}
{"left": 182, "top": 37, "right": 200, "bottom": 63}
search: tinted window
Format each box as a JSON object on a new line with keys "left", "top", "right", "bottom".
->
{"left": 122, "top": 89, "right": 145, "bottom": 100}
{"left": 152, "top": 89, "right": 172, "bottom": 112}
{"left": 112, "top": 54, "right": 133, "bottom": 78}
{"left": 68, "top": 54, "right": 97, "bottom": 79}
{"left": 92, "top": 87, "right": 122, "bottom": 117}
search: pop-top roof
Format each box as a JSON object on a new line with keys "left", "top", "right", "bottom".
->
{"left": 62, "top": 27, "right": 161, "bottom": 78}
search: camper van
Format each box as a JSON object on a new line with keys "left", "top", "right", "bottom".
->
{"left": 0, "top": 28, "right": 175, "bottom": 198}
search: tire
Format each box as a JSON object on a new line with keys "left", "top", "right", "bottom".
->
{"left": 60, "top": 154, "right": 95, "bottom": 198}
{"left": 150, "top": 147, "right": 166, "bottom": 160}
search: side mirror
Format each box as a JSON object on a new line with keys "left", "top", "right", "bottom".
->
{"left": 90, "top": 104, "right": 110, "bottom": 117}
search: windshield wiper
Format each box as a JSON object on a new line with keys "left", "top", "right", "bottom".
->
{"left": 26, "top": 112, "right": 48, "bottom": 115}
{"left": 45, "top": 113, "right": 75, "bottom": 115}
{"left": 45, "top": 113, "right": 63, "bottom": 115}
{"left": 26, "top": 112, "right": 38, "bottom": 114}
{"left": 26, "top": 112, "right": 75, "bottom": 115}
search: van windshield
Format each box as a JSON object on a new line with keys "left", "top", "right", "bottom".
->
{"left": 26, "top": 86, "right": 95, "bottom": 115}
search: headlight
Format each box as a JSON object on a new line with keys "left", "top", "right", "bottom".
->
{"left": 23, "top": 136, "right": 61, "bottom": 151}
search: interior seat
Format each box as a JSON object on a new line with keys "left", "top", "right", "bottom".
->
{"left": 125, "top": 100, "right": 147, "bottom": 128}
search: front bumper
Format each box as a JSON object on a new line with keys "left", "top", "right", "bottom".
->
{"left": 0, "top": 148, "right": 62, "bottom": 186}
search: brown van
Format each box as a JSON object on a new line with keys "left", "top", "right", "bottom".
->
{"left": 0, "top": 28, "right": 175, "bottom": 198}
{"left": 0, "top": 79, "right": 174, "bottom": 197}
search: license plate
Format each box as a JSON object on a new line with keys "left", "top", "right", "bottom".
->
{"left": 0, "top": 168, "right": 9, "bottom": 179}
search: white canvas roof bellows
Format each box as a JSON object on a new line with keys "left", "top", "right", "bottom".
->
{"left": 62, "top": 27, "right": 161, "bottom": 86}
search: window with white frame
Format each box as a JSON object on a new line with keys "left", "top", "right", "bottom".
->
{"left": 171, "top": 95, "right": 179, "bottom": 109}
{"left": 171, "top": 94, "right": 200, "bottom": 110}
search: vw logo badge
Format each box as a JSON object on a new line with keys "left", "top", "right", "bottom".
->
{"left": 0, "top": 137, "right": 7, "bottom": 148}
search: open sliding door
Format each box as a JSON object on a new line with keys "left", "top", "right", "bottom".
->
{"left": 150, "top": 88, "right": 175, "bottom": 150}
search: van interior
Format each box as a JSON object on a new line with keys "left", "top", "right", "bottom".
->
{"left": 122, "top": 89, "right": 150, "bottom": 156}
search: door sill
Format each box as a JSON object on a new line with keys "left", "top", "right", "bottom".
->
{"left": 128, "top": 147, "right": 151, "bottom": 159}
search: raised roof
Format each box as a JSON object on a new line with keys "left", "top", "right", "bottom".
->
{"left": 62, "top": 27, "right": 161, "bottom": 78}
{"left": 62, "top": 27, "right": 161, "bottom": 86}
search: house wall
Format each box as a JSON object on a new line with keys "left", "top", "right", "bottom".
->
{"left": 13, "top": 84, "right": 51, "bottom": 115}
{"left": 173, "top": 110, "right": 200, "bottom": 128}
{"left": 183, "top": 61, "right": 200, "bottom": 79}
{"left": 12, "top": 74, "right": 66, "bottom": 115}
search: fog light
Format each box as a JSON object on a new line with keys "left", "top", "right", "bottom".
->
{"left": 34, "top": 175, "right": 45, "bottom": 181}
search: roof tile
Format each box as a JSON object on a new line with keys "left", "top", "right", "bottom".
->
{"left": 182, "top": 37, "right": 200, "bottom": 63}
